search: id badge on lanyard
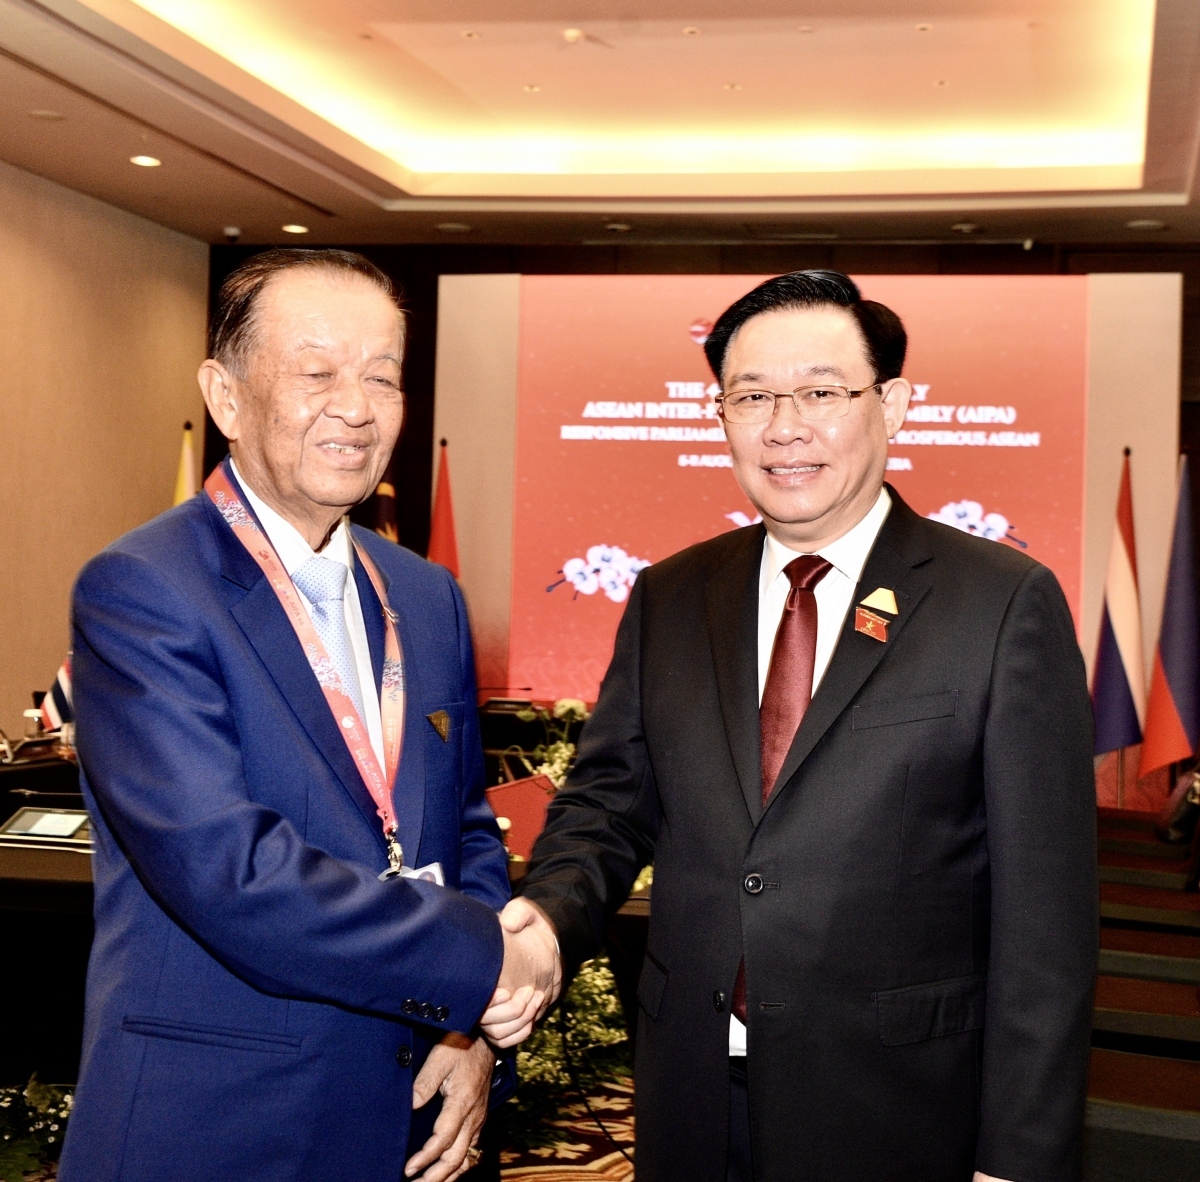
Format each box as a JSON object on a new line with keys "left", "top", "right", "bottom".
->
{"left": 206, "top": 463, "right": 443, "bottom": 884}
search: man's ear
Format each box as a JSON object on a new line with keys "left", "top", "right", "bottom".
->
{"left": 198, "top": 360, "right": 240, "bottom": 442}
{"left": 879, "top": 378, "right": 913, "bottom": 439}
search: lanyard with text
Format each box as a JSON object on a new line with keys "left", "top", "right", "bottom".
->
{"left": 206, "top": 463, "right": 410, "bottom": 877}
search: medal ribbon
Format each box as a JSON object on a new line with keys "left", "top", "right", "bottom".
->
{"left": 205, "top": 463, "right": 407, "bottom": 868}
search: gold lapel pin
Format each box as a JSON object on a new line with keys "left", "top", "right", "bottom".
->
{"left": 858, "top": 587, "right": 898, "bottom": 616}
{"left": 427, "top": 710, "right": 451, "bottom": 742}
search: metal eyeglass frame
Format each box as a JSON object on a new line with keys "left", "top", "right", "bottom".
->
{"left": 715, "top": 383, "right": 882, "bottom": 423}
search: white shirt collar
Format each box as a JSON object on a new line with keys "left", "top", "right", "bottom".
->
{"left": 762, "top": 486, "right": 892, "bottom": 590}
{"left": 229, "top": 459, "right": 353, "bottom": 578}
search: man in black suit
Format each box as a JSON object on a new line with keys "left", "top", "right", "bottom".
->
{"left": 482, "top": 271, "right": 1097, "bottom": 1182}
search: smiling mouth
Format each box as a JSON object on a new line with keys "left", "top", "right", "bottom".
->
{"left": 766, "top": 464, "right": 822, "bottom": 475}
{"left": 319, "top": 442, "right": 369, "bottom": 456}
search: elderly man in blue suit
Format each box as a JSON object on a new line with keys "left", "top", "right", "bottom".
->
{"left": 58, "top": 249, "right": 558, "bottom": 1182}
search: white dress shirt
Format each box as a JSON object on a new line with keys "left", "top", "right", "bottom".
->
{"left": 231, "top": 461, "right": 385, "bottom": 769}
{"left": 729, "top": 486, "right": 892, "bottom": 1056}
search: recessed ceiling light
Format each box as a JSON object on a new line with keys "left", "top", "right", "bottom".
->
{"left": 436, "top": 222, "right": 472, "bottom": 233}
{"left": 461, "top": 30, "right": 480, "bottom": 39}
{"left": 605, "top": 222, "right": 632, "bottom": 233}
{"left": 130, "top": 155, "right": 161, "bottom": 167}
{"left": 798, "top": 25, "right": 815, "bottom": 33}
{"left": 724, "top": 82, "right": 742, "bottom": 91}
{"left": 1126, "top": 218, "right": 1166, "bottom": 230}
{"left": 916, "top": 23, "right": 932, "bottom": 32}
{"left": 523, "top": 84, "right": 541, "bottom": 93}
{"left": 682, "top": 27, "right": 700, "bottom": 36}
{"left": 951, "top": 222, "right": 979, "bottom": 234}
{"left": 563, "top": 28, "right": 584, "bottom": 44}
{"left": 28, "top": 109, "right": 64, "bottom": 120}
{"left": 281, "top": 223, "right": 308, "bottom": 234}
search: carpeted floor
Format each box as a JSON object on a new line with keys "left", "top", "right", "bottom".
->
{"left": 500, "top": 1075, "right": 635, "bottom": 1182}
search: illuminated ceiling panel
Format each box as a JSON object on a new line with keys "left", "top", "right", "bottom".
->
{"left": 99, "top": 0, "right": 1155, "bottom": 198}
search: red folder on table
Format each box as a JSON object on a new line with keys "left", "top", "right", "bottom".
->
{"left": 485, "top": 774, "right": 556, "bottom": 860}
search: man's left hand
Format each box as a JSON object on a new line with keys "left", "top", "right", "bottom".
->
{"left": 404, "top": 1033, "right": 494, "bottom": 1181}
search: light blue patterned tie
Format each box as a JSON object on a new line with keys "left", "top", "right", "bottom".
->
{"left": 291, "top": 556, "right": 366, "bottom": 722}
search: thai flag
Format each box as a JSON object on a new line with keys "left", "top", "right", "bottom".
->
{"left": 1138, "top": 456, "right": 1200, "bottom": 777}
{"left": 1092, "top": 450, "right": 1145, "bottom": 755}
{"left": 40, "top": 656, "right": 74, "bottom": 731}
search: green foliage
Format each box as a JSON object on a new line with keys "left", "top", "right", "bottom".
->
{"left": 510, "top": 699, "right": 590, "bottom": 789}
{"left": 0, "top": 1077, "right": 72, "bottom": 1181}
{"left": 504, "top": 955, "right": 631, "bottom": 1150}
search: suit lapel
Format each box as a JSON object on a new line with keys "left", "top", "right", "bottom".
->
{"left": 204, "top": 494, "right": 389, "bottom": 851}
{"left": 704, "top": 525, "right": 766, "bottom": 823}
{"left": 762, "top": 493, "right": 934, "bottom": 815}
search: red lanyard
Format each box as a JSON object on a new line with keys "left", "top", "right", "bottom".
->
{"left": 206, "top": 465, "right": 408, "bottom": 872}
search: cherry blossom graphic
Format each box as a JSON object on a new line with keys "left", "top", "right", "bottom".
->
{"left": 927, "top": 500, "right": 1027, "bottom": 547}
{"left": 548, "top": 545, "right": 651, "bottom": 603}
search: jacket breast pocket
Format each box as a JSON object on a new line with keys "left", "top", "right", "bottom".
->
{"left": 637, "top": 951, "right": 669, "bottom": 1021}
{"left": 852, "top": 690, "right": 958, "bottom": 731}
{"left": 874, "top": 973, "right": 986, "bottom": 1047}
{"left": 121, "top": 1015, "right": 302, "bottom": 1055}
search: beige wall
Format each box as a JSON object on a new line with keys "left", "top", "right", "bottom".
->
{"left": 1082, "top": 274, "right": 1182, "bottom": 682}
{"left": 432, "top": 274, "right": 521, "bottom": 694}
{"left": 0, "top": 158, "right": 207, "bottom": 738}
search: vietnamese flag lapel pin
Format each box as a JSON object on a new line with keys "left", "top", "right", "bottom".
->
{"left": 855, "top": 587, "right": 899, "bottom": 642}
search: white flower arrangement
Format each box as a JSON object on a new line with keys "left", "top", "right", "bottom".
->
{"left": 927, "top": 500, "right": 1027, "bottom": 547}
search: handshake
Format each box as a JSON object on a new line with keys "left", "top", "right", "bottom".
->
{"left": 480, "top": 898, "right": 564, "bottom": 1047}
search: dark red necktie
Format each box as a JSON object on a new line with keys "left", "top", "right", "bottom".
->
{"left": 732, "top": 554, "right": 831, "bottom": 1024}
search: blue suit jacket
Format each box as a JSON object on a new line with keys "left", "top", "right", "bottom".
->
{"left": 58, "top": 479, "right": 509, "bottom": 1182}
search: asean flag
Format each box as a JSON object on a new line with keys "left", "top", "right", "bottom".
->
{"left": 1092, "top": 451, "right": 1145, "bottom": 755}
{"left": 1138, "top": 455, "right": 1200, "bottom": 777}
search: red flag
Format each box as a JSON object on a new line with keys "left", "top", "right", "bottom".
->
{"left": 427, "top": 439, "right": 460, "bottom": 577}
{"left": 1138, "top": 455, "right": 1200, "bottom": 777}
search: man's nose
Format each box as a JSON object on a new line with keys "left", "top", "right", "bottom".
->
{"left": 323, "top": 371, "right": 373, "bottom": 425}
{"left": 764, "top": 395, "right": 814, "bottom": 444}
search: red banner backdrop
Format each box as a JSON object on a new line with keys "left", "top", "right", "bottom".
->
{"left": 508, "top": 274, "right": 1088, "bottom": 703}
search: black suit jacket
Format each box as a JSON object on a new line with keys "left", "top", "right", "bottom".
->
{"left": 520, "top": 490, "right": 1097, "bottom": 1182}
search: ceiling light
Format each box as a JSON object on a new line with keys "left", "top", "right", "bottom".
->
{"left": 281, "top": 223, "right": 308, "bottom": 234}
{"left": 1126, "top": 218, "right": 1165, "bottom": 230}
{"left": 605, "top": 222, "right": 632, "bottom": 233}
{"left": 461, "top": 30, "right": 480, "bottom": 39}
{"left": 951, "top": 222, "right": 979, "bottom": 234}
{"left": 798, "top": 26, "right": 815, "bottom": 33}
{"left": 436, "top": 222, "right": 472, "bottom": 233}
{"left": 723, "top": 83, "right": 742, "bottom": 91}
{"left": 682, "top": 27, "right": 700, "bottom": 36}
{"left": 28, "top": 109, "right": 64, "bottom": 120}
{"left": 223, "top": 226, "right": 241, "bottom": 242}
{"left": 130, "top": 155, "right": 161, "bottom": 167}
{"left": 523, "top": 84, "right": 541, "bottom": 93}
{"left": 916, "top": 24, "right": 932, "bottom": 32}
{"left": 563, "top": 28, "right": 584, "bottom": 44}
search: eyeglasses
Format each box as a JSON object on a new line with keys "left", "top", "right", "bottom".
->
{"left": 716, "top": 383, "right": 881, "bottom": 425}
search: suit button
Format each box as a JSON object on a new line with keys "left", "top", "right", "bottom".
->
{"left": 713, "top": 991, "right": 726, "bottom": 1013}
{"left": 744, "top": 874, "right": 764, "bottom": 895}
{"left": 418, "top": 1002, "right": 433, "bottom": 1019}
{"left": 435, "top": 1006, "right": 449, "bottom": 1022}
{"left": 401, "top": 998, "right": 418, "bottom": 1015}
{"left": 396, "top": 1045, "right": 412, "bottom": 1067}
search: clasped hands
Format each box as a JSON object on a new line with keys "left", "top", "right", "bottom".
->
{"left": 480, "top": 897, "right": 563, "bottom": 1047}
